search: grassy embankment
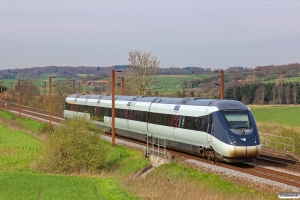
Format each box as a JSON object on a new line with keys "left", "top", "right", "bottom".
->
{"left": 0, "top": 110, "right": 276, "bottom": 199}
{"left": 249, "top": 105, "right": 300, "bottom": 154}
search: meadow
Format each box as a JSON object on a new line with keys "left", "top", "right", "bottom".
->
{"left": 0, "top": 110, "right": 277, "bottom": 199}
{"left": 249, "top": 105, "right": 300, "bottom": 154}
{"left": 157, "top": 74, "right": 206, "bottom": 93}
{"left": 249, "top": 105, "right": 300, "bottom": 127}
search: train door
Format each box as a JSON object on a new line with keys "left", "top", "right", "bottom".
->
{"left": 172, "top": 105, "right": 180, "bottom": 140}
{"left": 125, "top": 102, "right": 130, "bottom": 131}
{"left": 207, "top": 114, "right": 213, "bottom": 145}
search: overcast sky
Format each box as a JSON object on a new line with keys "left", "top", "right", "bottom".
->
{"left": 0, "top": 1, "right": 300, "bottom": 70}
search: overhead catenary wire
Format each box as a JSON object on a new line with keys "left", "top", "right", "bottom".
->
{"left": 191, "top": 71, "right": 220, "bottom": 86}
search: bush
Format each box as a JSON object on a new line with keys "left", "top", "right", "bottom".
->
{"left": 39, "top": 116, "right": 109, "bottom": 174}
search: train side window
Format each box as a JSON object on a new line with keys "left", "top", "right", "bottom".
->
{"left": 145, "top": 112, "right": 149, "bottom": 122}
{"left": 137, "top": 111, "right": 144, "bottom": 122}
{"left": 115, "top": 108, "right": 119, "bottom": 118}
{"left": 104, "top": 107, "right": 111, "bottom": 117}
{"left": 141, "top": 111, "right": 146, "bottom": 122}
{"left": 116, "top": 108, "right": 125, "bottom": 118}
{"left": 181, "top": 116, "right": 185, "bottom": 128}
{"left": 184, "top": 116, "right": 192, "bottom": 130}
{"left": 149, "top": 112, "right": 156, "bottom": 124}
{"left": 71, "top": 104, "right": 76, "bottom": 111}
{"left": 137, "top": 111, "right": 141, "bottom": 121}
{"left": 161, "top": 114, "right": 166, "bottom": 126}
{"left": 87, "top": 106, "right": 94, "bottom": 116}
{"left": 166, "top": 114, "right": 172, "bottom": 126}
{"left": 171, "top": 115, "right": 179, "bottom": 127}
{"left": 65, "top": 102, "right": 72, "bottom": 110}
{"left": 77, "top": 105, "right": 86, "bottom": 112}
{"left": 199, "top": 117, "right": 206, "bottom": 131}
{"left": 95, "top": 107, "right": 99, "bottom": 116}
{"left": 148, "top": 112, "right": 152, "bottom": 123}
{"left": 156, "top": 113, "right": 161, "bottom": 125}
{"left": 125, "top": 109, "right": 130, "bottom": 119}
{"left": 130, "top": 110, "right": 136, "bottom": 121}
{"left": 98, "top": 107, "right": 104, "bottom": 122}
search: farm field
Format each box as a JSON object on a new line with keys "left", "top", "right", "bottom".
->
{"left": 0, "top": 111, "right": 276, "bottom": 199}
{"left": 249, "top": 105, "right": 300, "bottom": 127}
{"left": 249, "top": 105, "right": 300, "bottom": 154}
{"left": 157, "top": 74, "right": 211, "bottom": 93}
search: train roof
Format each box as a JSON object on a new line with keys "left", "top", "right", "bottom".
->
{"left": 66, "top": 94, "right": 249, "bottom": 110}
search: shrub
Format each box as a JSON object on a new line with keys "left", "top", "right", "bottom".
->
{"left": 39, "top": 115, "right": 109, "bottom": 174}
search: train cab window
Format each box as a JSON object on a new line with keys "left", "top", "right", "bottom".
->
{"left": 222, "top": 110, "right": 251, "bottom": 129}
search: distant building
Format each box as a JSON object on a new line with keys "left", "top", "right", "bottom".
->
{"left": 98, "top": 80, "right": 108, "bottom": 84}
{"left": 86, "top": 80, "right": 96, "bottom": 86}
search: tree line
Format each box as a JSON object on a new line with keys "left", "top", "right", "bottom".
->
{"left": 225, "top": 82, "right": 300, "bottom": 105}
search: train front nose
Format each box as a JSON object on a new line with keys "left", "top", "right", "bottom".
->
{"left": 232, "top": 145, "right": 261, "bottom": 158}
{"left": 220, "top": 143, "right": 262, "bottom": 163}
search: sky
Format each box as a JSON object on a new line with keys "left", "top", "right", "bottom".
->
{"left": 0, "top": 1, "right": 300, "bottom": 70}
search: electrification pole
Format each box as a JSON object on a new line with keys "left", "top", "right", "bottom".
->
{"left": 11, "top": 82, "right": 13, "bottom": 103}
{"left": 72, "top": 80, "right": 75, "bottom": 94}
{"left": 121, "top": 77, "right": 124, "bottom": 96}
{"left": 220, "top": 69, "right": 224, "bottom": 99}
{"left": 49, "top": 76, "right": 53, "bottom": 126}
{"left": 44, "top": 81, "right": 46, "bottom": 110}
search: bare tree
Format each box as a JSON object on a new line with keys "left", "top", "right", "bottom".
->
{"left": 53, "top": 79, "right": 72, "bottom": 112}
{"left": 125, "top": 50, "right": 163, "bottom": 95}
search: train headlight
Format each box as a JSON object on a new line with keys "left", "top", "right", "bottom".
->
{"left": 230, "top": 135, "right": 236, "bottom": 144}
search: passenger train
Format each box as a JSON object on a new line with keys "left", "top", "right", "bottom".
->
{"left": 64, "top": 94, "right": 261, "bottom": 163}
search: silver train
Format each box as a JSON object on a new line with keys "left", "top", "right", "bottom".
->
{"left": 64, "top": 94, "right": 261, "bottom": 163}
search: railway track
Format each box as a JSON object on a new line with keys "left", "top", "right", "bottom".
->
{"left": 106, "top": 133, "right": 300, "bottom": 189}
{"left": 255, "top": 154, "right": 300, "bottom": 173}
{"left": 2, "top": 101, "right": 300, "bottom": 190}
{"left": 1, "top": 101, "right": 64, "bottom": 124}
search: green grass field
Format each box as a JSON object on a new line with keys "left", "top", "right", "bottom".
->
{"left": 249, "top": 105, "right": 300, "bottom": 127}
{"left": 249, "top": 105, "right": 300, "bottom": 154}
{"left": 157, "top": 74, "right": 211, "bottom": 93}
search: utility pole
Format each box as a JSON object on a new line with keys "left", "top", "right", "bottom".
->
{"left": 220, "top": 69, "right": 224, "bottom": 99}
{"left": 24, "top": 81, "right": 27, "bottom": 105}
{"left": 72, "top": 80, "right": 75, "bottom": 94}
{"left": 121, "top": 77, "right": 125, "bottom": 95}
{"left": 11, "top": 82, "right": 13, "bottom": 103}
{"left": 44, "top": 81, "right": 46, "bottom": 110}
{"left": 49, "top": 76, "right": 53, "bottom": 126}
{"left": 111, "top": 70, "right": 116, "bottom": 147}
